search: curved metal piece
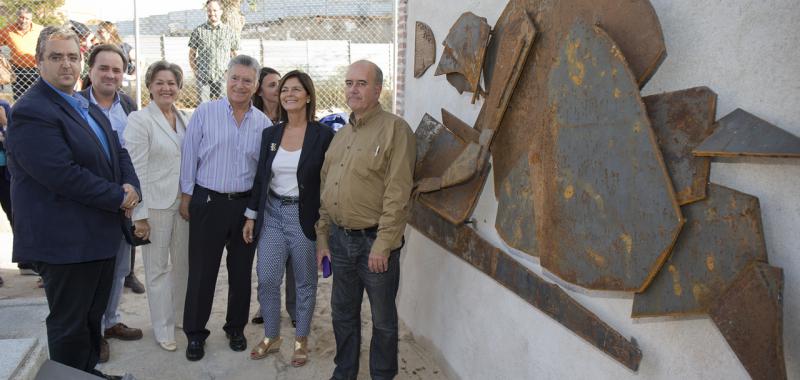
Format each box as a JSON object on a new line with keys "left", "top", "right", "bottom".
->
{"left": 434, "top": 12, "right": 491, "bottom": 97}
{"left": 414, "top": 22, "right": 436, "bottom": 78}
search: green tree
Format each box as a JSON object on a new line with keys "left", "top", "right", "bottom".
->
{"left": 1, "top": 0, "right": 66, "bottom": 29}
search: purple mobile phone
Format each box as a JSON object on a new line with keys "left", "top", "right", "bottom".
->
{"left": 322, "top": 256, "right": 332, "bottom": 278}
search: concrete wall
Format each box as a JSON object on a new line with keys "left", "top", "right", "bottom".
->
{"left": 398, "top": 1, "right": 800, "bottom": 379}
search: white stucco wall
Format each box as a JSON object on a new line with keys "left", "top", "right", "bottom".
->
{"left": 398, "top": 1, "right": 800, "bottom": 379}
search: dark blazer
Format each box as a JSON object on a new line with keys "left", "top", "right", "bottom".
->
{"left": 248, "top": 121, "right": 335, "bottom": 241}
{"left": 6, "top": 79, "right": 140, "bottom": 264}
{"left": 77, "top": 88, "right": 138, "bottom": 115}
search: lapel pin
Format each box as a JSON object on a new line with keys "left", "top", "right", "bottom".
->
{"left": 270, "top": 143, "right": 277, "bottom": 152}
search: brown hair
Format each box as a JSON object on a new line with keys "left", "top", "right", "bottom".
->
{"left": 87, "top": 43, "right": 127, "bottom": 69}
{"left": 145, "top": 61, "right": 184, "bottom": 99}
{"left": 278, "top": 70, "right": 316, "bottom": 122}
{"left": 97, "top": 21, "right": 123, "bottom": 45}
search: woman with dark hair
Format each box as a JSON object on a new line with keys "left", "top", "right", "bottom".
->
{"left": 243, "top": 70, "right": 334, "bottom": 367}
{"left": 96, "top": 21, "right": 135, "bottom": 75}
{"left": 253, "top": 67, "right": 281, "bottom": 123}
{"left": 124, "top": 61, "right": 191, "bottom": 352}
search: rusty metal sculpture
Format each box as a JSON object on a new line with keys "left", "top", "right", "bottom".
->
{"left": 490, "top": 0, "right": 668, "bottom": 258}
{"left": 409, "top": 202, "right": 643, "bottom": 371}
{"left": 709, "top": 262, "right": 787, "bottom": 380}
{"left": 693, "top": 108, "right": 800, "bottom": 158}
{"left": 434, "top": 12, "right": 491, "bottom": 102}
{"left": 414, "top": 112, "right": 490, "bottom": 224}
{"left": 643, "top": 87, "right": 718, "bottom": 205}
{"left": 631, "top": 183, "right": 768, "bottom": 317}
{"left": 413, "top": 0, "right": 536, "bottom": 225}
{"left": 414, "top": 22, "right": 436, "bottom": 78}
{"left": 538, "top": 20, "right": 683, "bottom": 291}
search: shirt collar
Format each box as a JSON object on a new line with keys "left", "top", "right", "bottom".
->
{"left": 349, "top": 104, "right": 383, "bottom": 129}
{"left": 43, "top": 79, "right": 88, "bottom": 110}
{"left": 224, "top": 97, "right": 254, "bottom": 116}
{"left": 88, "top": 87, "right": 121, "bottom": 109}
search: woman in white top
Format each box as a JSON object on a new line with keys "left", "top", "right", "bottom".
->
{"left": 243, "top": 70, "right": 334, "bottom": 366}
{"left": 124, "top": 61, "right": 191, "bottom": 352}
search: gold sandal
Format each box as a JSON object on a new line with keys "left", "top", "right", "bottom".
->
{"left": 250, "top": 336, "right": 282, "bottom": 360}
{"left": 291, "top": 336, "right": 308, "bottom": 367}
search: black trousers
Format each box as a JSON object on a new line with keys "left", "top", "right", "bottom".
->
{"left": 183, "top": 186, "right": 256, "bottom": 342}
{"left": 35, "top": 258, "right": 115, "bottom": 374}
{"left": 0, "top": 166, "right": 11, "bottom": 226}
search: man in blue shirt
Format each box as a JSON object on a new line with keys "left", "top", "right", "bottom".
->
{"left": 6, "top": 26, "right": 139, "bottom": 379}
{"left": 78, "top": 43, "right": 143, "bottom": 364}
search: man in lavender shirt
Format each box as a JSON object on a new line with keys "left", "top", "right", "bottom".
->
{"left": 179, "top": 55, "right": 271, "bottom": 361}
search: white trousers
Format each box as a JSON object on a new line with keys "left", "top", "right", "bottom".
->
{"left": 141, "top": 197, "right": 189, "bottom": 344}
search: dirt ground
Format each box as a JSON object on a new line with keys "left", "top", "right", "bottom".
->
{"left": 0, "top": 214, "right": 447, "bottom": 380}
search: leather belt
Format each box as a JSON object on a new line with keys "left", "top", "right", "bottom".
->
{"left": 269, "top": 190, "right": 300, "bottom": 205}
{"left": 336, "top": 224, "right": 378, "bottom": 236}
{"left": 207, "top": 189, "right": 251, "bottom": 200}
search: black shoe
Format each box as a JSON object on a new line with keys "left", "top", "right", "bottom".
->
{"left": 89, "top": 369, "right": 122, "bottom": 380}
{"left": 124, "top": 273, "right": 146, "bottom": 294}
{"left": 226, "top": 331, "right": 247, "bottom": 352}
{"left": 251, "top": 314, "right": 264, "bottom": 324}
{"left": 291, "top": 320, "right": 296, "bottom": 328}
{"left": 186, "top": 340, "right": 205, "bottom": 361}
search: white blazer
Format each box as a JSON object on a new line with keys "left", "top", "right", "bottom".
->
{"left": 124, "top": 102, "right": 191, "bottom": 221}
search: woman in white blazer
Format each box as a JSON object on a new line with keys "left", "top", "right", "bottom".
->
{"left": 124, "top": 61, "right": 191, "bottom": 352}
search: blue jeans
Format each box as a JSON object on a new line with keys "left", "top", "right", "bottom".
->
{"left": 102, "top": 237, "right": 131, "bottom": 329}
{"left": 329, "top": 225, "right": 400, "bottom": 380}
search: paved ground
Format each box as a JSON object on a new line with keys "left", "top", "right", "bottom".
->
{"left": 0, "top": 214, "right": 447, "bottom": 380}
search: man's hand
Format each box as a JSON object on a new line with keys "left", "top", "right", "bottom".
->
{"left": 243, "top": 219, "right": 255, "bottom": 244}
{"left": 120, "top": 183, "right": 140, "bottom": 209}
{"left": 134, "top": 219, "right": 151, "bottom": 241}
{"left": 368, "top": 252, "right": 389, "bottom": 273}
{"left": 317, "top": 247, "right": 331, "bottom": 272}
{"left": 179, "top": 193, "right": 191, "bottom": 221}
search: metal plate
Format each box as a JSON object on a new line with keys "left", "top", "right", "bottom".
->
{"left": 643, "top": 87, "right": 718, "bottom": 205}
{"left": 631, "top": 183, "right": 768, "bottom": 316}
{"left": 409, "top": 201, "right": 643, "bottom": 371}
{"left": 414, "top": 22, "right": 436, "bottom": 78}
{"left": 414, "top": 112, "right": 490, "bottom": 224}
{"left": 434, "top": 12, "right": 491, "bottom": 97}
{"left": 538, "top": 21, "right": 683, "bottom": 291}
{"left": 693, "top": 108, "right": 800, "bottom": 158}
{"left": 489, "top": 0, "right": 667, "bottom": 258}
{"left": 709, "top": 262, "right": 786, "bottom": 380}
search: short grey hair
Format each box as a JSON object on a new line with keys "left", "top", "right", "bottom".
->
{"left": 36, "top": 25, "right": 81, "bottom": 63}
{"left": 351, "top": 59, "right": 383, "bottom": 87}
{"left": 227, "top": 55, "right": 260, "bottom": 78}
{"left": 17, "top": 6, "right": 33, "bottom": 16}
{"left": 145, "top": 61, "right": 184, "bottom": 95}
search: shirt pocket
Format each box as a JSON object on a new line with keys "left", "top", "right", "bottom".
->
{"left": 353, "top": 145, "right": 386, "bottom": 180}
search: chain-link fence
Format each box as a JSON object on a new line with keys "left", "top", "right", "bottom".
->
{"left": 0, "top": 0, "right": 396, "bottom": 118}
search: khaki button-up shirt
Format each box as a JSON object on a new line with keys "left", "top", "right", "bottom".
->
{"left": 315, "top": 105, "right": 416, "bottom": 257}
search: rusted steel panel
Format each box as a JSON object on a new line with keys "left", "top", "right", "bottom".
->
{"left": 434, "top": 12, "right": 490, "bottom": 98}
{"left": 496, "top": 154, "right": 539, "bottom": 255}
{"left": 709, "top": 262, "right": 786, "bottom": 380}
{"left": 409, "top": 201, "right": 643, "bottom": 371}
{"left": 414, "top": 113, "right": 489, "bottom": 224}
{"left": 693, "top": 108, "right": 800, "bottom": 158}
{"left": 414, "top": 22, "right": 436, "bottom": 78}
{"left": 488, "top": 0, "right": 667, "bottom": 260}
{"left": 643, "top": 87, "right": 718, "bottom": 205}
{"left": 537, "top": 21, "right": 683, "bottom": 291}
{"left": 631, "top": 183, "right": 768, "bottom": 316}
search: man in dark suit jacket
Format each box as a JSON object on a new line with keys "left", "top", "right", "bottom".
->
{"left": 6, "top": 26, "right": 139, "bottom": 379}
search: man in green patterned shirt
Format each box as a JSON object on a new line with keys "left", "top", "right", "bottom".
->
{"left": 188, "top": 0, "right": 239, "bottom": 101}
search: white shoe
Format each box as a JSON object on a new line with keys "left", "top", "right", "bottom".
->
{"left": 159, "top": 341, "right": 177, "bottom": 351}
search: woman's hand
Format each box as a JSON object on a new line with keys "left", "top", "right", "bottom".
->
{"left": 134, "top": 219, "right": 151, "bottom": 241}
{"left": 243, "top": 219, "right": 255, "bottom": 244}
{"left": 179, "top": 194, "right": 191, "bottom": 221}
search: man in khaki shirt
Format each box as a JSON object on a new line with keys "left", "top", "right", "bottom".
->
{"left": 316, "top": 60, "right": 415, "bottom": 380}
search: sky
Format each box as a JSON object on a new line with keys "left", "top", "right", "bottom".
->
{"left": 63, "top": 0, "right": 205, "bottom": 22}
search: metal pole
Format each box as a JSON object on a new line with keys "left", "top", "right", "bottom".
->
{"left": 134, "top": 0, "right": 142, "bottom": 109}
{"left": 392, "top": 0, "right": 398, "bottom": 114}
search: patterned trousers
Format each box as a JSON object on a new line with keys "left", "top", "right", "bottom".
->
{"left": 256, "top": 194, "right": 318, "bottom": 337}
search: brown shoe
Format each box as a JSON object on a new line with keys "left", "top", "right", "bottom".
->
{"left": 99, "top": 338, "right": 110, "bottom": 363}
{"left": 104, "top": 323, "right": 143, "bottom": 341}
